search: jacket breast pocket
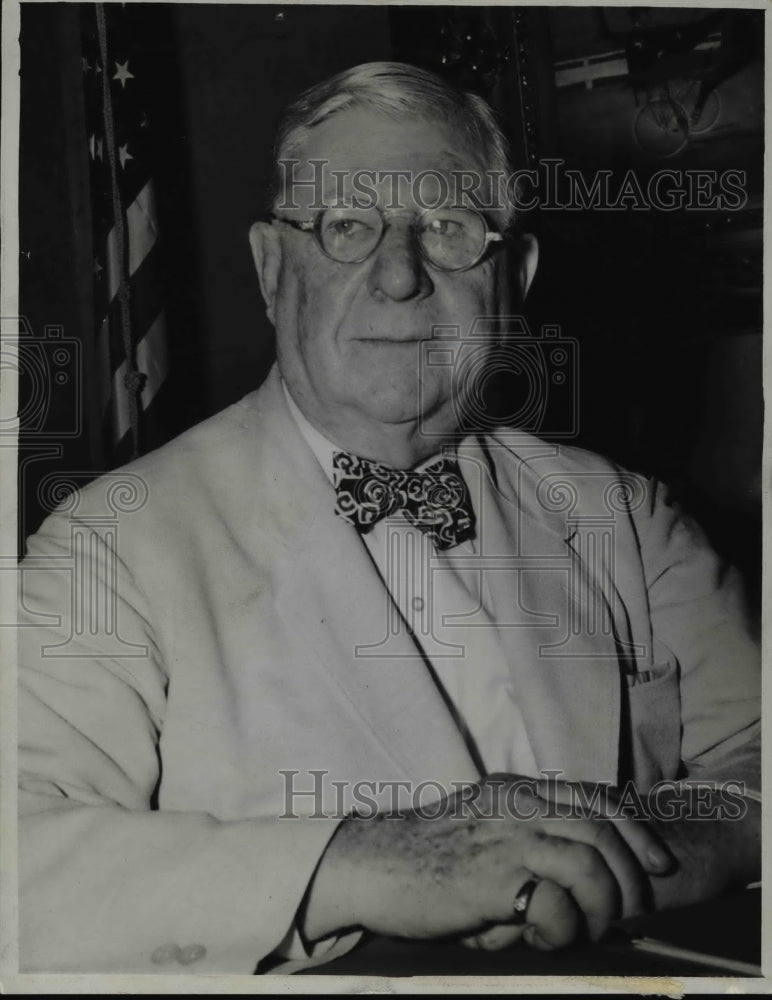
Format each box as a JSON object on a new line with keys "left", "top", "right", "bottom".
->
{"left": 624, "top": 649, "right": 682, "bottom": 790}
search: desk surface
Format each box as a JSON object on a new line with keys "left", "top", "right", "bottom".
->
{"left": 300, "top": 889, "right": 761, "bottom": 978}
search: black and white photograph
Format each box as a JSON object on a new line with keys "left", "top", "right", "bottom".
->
{"left": 4, "top": 1, "right": 766, "bottom": 989}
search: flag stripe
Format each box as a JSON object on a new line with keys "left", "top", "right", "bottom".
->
{"left": 108, "top": 310, "right": 169, "bottom": 442}
{"left": 99, "top": 238, "right": 168, "bottom": 382}
{"left": 106, "top": 180, "right": 159, "bottom": 303}
{"left": 137, "top": 312, "right": 169, "bottom": 408}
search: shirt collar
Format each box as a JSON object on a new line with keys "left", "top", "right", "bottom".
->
{"left": 282, "top": 380, "right": 340, "bottom": 485}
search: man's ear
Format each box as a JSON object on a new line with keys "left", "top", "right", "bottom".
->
{"left": 516, "top": 232, "right": 539, "bottom": 300}
{"left": 249, "top": 221, "right": 282, "bottom": 325}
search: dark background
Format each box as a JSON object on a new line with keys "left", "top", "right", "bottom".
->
{"left": 18, "top": 4, "right": 763, "bottom": 606}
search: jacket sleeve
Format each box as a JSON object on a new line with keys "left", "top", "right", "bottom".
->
{"left": 636, "top": 480, "right": 760, "bottom": 793}
{"left": 18, "top": 510, "right": 346, "bottom": 974}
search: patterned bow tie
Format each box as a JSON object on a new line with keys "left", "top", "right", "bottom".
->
{"left": 332, "top": 451, "right": 476, "bottom": 551}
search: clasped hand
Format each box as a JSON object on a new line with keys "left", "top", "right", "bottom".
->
{"left": 457, "top": 773, "right": 673, "bottom": 951}
{"left": 307, "top": 773, "right": 674, "bottom": 952}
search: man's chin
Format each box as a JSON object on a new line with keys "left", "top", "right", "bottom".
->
{"left": 347, "top": 386, "right": 457, "bottom": 434}
{"left": 350, "top": 395, "right": 425, "bottom": 427}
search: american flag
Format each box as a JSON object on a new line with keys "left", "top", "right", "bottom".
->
{"left": 81, "top": 2, "right": 169, "bottom": 465}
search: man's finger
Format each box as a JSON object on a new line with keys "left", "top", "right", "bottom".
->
{"left": 535, "top": 778, "right": 673, "bottom": 876}
{"left": 521, "top": 877, "right": 582, "bottom": 950}
{"left": 538, "top": 815, "right": 648, "bottom": 918}
{"left": 459, "top": 922, "right": 526, "bottom": 952}
{"left": 460, "top": 878, "right": 581, "bottom": 952}
{"left": 523, "top": 835, "right": 618, "bottom": 941}
{"left": 604, "top": 811, "right": 673, "bottom": 876}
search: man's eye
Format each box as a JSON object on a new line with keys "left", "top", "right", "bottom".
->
{"left": 325, "top": 218, "right": 372, "bottom": 238}
{"left": 426, "top": 218, "right": 464, "bottom": 238}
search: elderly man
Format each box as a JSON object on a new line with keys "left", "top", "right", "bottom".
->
{"left": 18, "top": 62, "right": 759, "bottom": 974}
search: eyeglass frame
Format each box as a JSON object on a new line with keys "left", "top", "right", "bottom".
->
{"left": 269, "top": 204, "right": 513, "bottom": 273}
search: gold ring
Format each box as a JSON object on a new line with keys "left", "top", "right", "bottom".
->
{"left": 512, "top": 878, "right": 539, "bottom": 925}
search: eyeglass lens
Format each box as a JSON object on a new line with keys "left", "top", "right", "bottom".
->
{"left": 318, "top": 207, "right": 488, "bottom": 270}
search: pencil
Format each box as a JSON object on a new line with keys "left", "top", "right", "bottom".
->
{"left": 631, "top": 936, "right": 762, "bottom": 976}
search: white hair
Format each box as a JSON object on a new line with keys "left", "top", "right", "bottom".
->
{"left": 271, "top": 61, "right": 514, "bottom": 218}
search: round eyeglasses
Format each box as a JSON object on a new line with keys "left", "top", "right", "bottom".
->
{"left": 271, "top": 206, "right": 508, "bottom": 272}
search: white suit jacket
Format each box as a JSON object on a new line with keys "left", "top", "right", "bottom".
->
{"left": 18, "top": 365, "right": 760, "bottom": 973}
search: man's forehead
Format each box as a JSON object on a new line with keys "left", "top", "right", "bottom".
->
{"left": 277, "top": 108, "right": 501, "bottom": 214}
{"left": 294, "top": 106, "right": 480, "bottom": 168}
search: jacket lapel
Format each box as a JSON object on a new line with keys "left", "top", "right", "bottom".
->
{"left": 244, "top": 369, "right": 480, "bottom": 790}
{"left": 457, "top": 436, "right": 622, "bottom": 784}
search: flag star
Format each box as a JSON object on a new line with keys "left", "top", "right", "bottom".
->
{"left": 119, "top": 143, "right": 133, "bottom": 169}
{"left": 82, "top": 57, "right": 91, "bottom": 73}
{"left": 113, "top": 60, "right": 135, "bottom": 89}
{"left": 139, "top": 113, "right": 149, "bottom": 129}
{"left": 94, "top": 258, "right": 103, "bottom": 278}
{"left": 96, "top": 138, "right": 104, "bottom": 161}
{"left": 94, "top": 61, "right": 102, "bottom": 76}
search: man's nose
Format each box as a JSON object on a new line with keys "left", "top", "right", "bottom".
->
{"left": 366, "top": 221, "right": 434, "bottom": 302}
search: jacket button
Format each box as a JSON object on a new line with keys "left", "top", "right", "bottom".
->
{"left": 179, "top": 943, "right": 207, "bottom": 964}
{"left": 151, "top": 942, "right": 182, "bottom": 964}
